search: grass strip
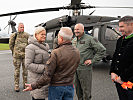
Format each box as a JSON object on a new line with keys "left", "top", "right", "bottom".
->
{"left": 0, "top": 43, "right": 10, "bottom": 50}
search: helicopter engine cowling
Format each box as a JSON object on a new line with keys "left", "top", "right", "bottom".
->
{"left": 45, "top": 15, "right": 76, "bottom": 30}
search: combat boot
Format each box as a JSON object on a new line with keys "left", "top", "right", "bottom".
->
{"left": 14, "top": 86, "right": 20, "bottom": 92}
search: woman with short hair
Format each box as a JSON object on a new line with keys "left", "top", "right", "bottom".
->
{"left": 25, "top": 27, "right": 49, "bottom": 100}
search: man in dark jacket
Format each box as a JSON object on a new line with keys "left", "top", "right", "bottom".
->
{"left": 24, "top": 27, "right": 80, "bottom": 100}
{"left": 110, "top": 16, "right": 133, "bottom": 100}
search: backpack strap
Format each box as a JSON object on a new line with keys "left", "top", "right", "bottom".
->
{"left": 11, "top": 32, "right": 17, "bottom": 55}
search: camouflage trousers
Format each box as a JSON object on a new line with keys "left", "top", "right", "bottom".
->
{"left": 74, "top": 69, "right": 92, "bottom": 100}
{"left": 13, "top": 58, "right": 27, "bottom": 87}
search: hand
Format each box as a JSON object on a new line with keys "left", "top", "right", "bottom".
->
{"left": 115, "top": 76, "right": 123, "bottom": 84}
{"left": 23, "top": 84, "right": 33, "bottom": 91}
{"left": 84, "top": 60, "right": 92, "bottom": 66}
{"left": 111, "top": 73, "right": 118, "bottom": 82}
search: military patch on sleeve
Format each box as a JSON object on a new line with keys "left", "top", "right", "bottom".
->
{"left": 93, "top": 38, "right": 98, "bottom": 43}
{"left": 80, "top": 41, "right": 85, "bottom": 44}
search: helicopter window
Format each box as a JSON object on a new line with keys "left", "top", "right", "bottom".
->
{"left": 46, "top": 32, "right": 54, "bottom": 49}
{"left": 85, "top": 30, "right": 92, "bottom": 36}
{"left": 93, "top": 28, "right": 99, "bottom": 40}
{"left": 46, "top": 32, "right": 53, "bottom": 40}
{"left": 105, "top": 26, "right": 120, "bottom": 41}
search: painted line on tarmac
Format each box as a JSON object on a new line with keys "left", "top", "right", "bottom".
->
{"left": 0, "top": 50, "right": 11, "bottom": 55}
{"left": 0, "top": 52, "right": 11, "bottom": 54}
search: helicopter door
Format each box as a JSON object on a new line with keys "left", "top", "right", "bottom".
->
{"left": 100, "top": 24, "right": 119, "bottom": 58}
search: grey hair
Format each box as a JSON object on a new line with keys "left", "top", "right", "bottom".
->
{"left": 59, "top": 27, "right": 73, "bottom": 41}
{"left": 18, "top": 22, "right": 24, "bottom": 25}
{"left": 33, "top": 26, "right": 46, "bottom": 39}
{"left": 17, "top": 22, "right": 24, "bottom": 27}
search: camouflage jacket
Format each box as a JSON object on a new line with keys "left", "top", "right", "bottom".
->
{"left": 9, "top": 32, "right": 29, "bottom": 58}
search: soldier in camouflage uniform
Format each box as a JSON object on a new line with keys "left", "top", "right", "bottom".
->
{"left": 9, "top": 23, "right": 29, "bottom": 92}
{"left": 72, "top": 23, "right": 106, "bottom": 100}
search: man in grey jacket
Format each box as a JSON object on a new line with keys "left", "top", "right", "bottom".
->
{"left": 24, "top": 27, "right": 80, "bottom": 100}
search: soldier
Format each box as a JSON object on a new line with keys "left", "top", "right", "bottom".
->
{"left": 9, "top": 23, "right": 29, "bottom": 92}
{"left": 72, "top": 23, "right": 106, "bottom": 100}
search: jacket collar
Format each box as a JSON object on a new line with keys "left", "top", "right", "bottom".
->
{"left": 125, "top": 33, "right": 133, "bottom": 39}
{"left": 28, "top": 37, "right": 49, "bottom": 51}
{"left": 76, "top": 33, "right": 85, "bottom": 41}
{"left": 56, "top": 42, "right": 72, "bottom": 49}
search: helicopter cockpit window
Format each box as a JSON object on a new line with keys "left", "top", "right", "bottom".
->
{"left": 105, "top": 25, "right": 120, "bottom": 41}
{"left": 46, "top": 32, "right": 54, "bottom": 49}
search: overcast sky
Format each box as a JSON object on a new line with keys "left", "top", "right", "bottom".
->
{"left": 0, "top": 0, "right": 133, "bottom": 35}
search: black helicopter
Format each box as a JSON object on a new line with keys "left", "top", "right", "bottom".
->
{"left": 0, "top": 0, "right": 132, "bottom": 60}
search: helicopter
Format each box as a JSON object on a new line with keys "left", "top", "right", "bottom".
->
{"left": 0, "top": 15, "right": 17, "bottom": 43}
{"left": 0, "top": 0, "right": 132, "bottom": 60}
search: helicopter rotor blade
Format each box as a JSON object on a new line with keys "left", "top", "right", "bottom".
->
{"left": 71, "top": 0, "right": 82, "bottom": 5}
{"left": 4, "top": 15, "right": 12, "bottom": 29}
{"left": 4, "top": 24, "right": 9, "bottom": 29}
{"left": 89, "top": 10, "right": 95, "bottom": 15}
{"left": 73, "top": 5, "right": 133, "bottom": 10}
{"left": 12, "top": 15, "right": 17, "bottom": 20}
{"left": 0, "top": 7, "right": 64, "bottom": 17}
{"left": 94, "top": 6, "right": 133, "bottom": 9}
{"left": 0, "top": 4, "right": 133, "bottom": 17}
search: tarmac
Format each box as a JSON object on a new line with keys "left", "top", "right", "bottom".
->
{"left": 0, "top": 50, "right": 119, "bottom": 100}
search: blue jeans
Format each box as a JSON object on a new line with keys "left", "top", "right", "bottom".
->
{"left": 48, "top": 85, "right": 74, "bottom": 100}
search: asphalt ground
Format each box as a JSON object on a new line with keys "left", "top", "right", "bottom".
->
{"left": 0, "top": 50, "right": 118, "bottom": 100}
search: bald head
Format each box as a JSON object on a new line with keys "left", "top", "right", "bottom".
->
{"left": 74, "top": 23, "right": 84, "bottom": 38}
{"left": 75, "top": 23, "right": 84, "bottom": 30}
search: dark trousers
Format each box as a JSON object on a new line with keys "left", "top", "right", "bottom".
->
{"left": 115, "top": 82, "right": 133, "bottom": 100}
{"left": 74, "top": 69, "right": 92, "bottom": 100}
{"left": 32, "top": 97, "right": 45, "bottom": 100}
